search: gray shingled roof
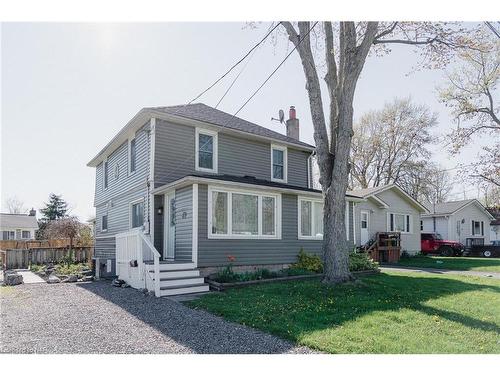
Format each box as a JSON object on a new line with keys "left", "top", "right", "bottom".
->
{"left": 0, "top": 213, "right": 38, "bottom": 229}
{"left": 347, "top": 185, "right": 388, "bottom": 198}
{"left": 148, "top": 103, "right": 314, "bottom": 149}
{"left": 423, "top": 199, "right": 476, "bottom": 215}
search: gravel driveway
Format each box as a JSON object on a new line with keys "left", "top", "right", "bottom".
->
{"left": 0, "top": 281, "right": 313, "bottom": 354}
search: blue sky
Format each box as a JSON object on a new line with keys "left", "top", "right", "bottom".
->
{"left": 1, "top": 22, "right": 486, "bottom": 219}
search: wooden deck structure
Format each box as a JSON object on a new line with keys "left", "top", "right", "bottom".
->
{"left": 366, "top": 232, "right": 401, "bottom": 263}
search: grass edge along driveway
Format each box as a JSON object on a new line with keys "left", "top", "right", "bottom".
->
{"left": 187, "top": 271, "right": 500, "bottom": 354}
{"left": 397, "top": 256, "right": 500, "bottom": 272}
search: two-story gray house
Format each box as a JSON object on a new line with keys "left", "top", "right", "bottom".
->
{"left": 87, "top": 104, "right": 361, "bottom": 296}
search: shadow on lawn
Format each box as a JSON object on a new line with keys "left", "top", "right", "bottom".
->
{"left": 76, "top": 281, "right": 303, "bottom": 354}
{"left": 188, "top": 273, "right": 500, "bottom": 341}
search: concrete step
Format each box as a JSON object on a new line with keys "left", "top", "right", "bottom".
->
{"left": 145, "top": 261, "right": 196, "bottom": 272}
{"left": 159, "top": 283, "right": 210, "bottom": 296}
{"left": 159, "top": 277, "right": 205, "bottom": 288}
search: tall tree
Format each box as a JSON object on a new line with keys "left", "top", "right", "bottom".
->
{"left": 439, "top": 37, "right": 499, "bottom": 186}
{"left": 282, "top": 21, "right": 481, "bottom": 283}
{"left": 5, "top": 196, "right": 26, "bottom": 214}
{"left": 350, "top": 97, "right": 436, "bottom": 189}
{"left": 40, "top": 193, "right": 68, "bottom": 221}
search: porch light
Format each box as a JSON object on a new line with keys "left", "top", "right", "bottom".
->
{"left": 157, "top": 206, "right": 163, "bottom": 215}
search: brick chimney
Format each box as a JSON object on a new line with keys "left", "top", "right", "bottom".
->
{"left": 286, "top": 106, "right": 299, "bottom": 141}
{"left": 29, "top": 208, "right": 36, "bottom": 216}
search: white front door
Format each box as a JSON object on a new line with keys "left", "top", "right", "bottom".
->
{"left": 360, "top": 210, "right": 370, "bottom": 245}
{"left": 164, "top": 192, "right": 176, "bottom": 260}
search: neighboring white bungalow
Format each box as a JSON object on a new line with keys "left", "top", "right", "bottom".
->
{"left": 348, "top": 184, "right": 428, "bottom": 254}
{"left": 0, "top": 209, "right": 38, "bottom": 240}
{"left": 421, "top": 199, "right": 494, "bottom": 245}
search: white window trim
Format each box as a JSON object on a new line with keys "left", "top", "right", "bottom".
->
{"left": 207, "top": 185, "right": 281, "bottom": 240}
{"left": 129, "top": 198, "right": 145, "bottom": 230}
{"left": 298, "top": 196, "right": 324, "bottom": 240}
{"left": 101, "top": 214, "right": 108, "bottom": 233}
{"left": 128, "top": 136, "right": 137, "bottom": 176}
{"left": 387, "top": 212, "right": 413, "bottom": 234}
{"left": 471, "top": 220, "right": 484, "bottom": 236}
{"left": 103, "top": 158, "right": 109, "bottom": 191}
{"left": 345, "top": 203, "right": 350, "bottom": 240}
{"left": 195, "top": 128, "right": 218, "bottom": 173}
{"left": 270, "top": 144, "right": 287, "bottom": 183}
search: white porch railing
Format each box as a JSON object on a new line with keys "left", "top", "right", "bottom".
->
{"left": 115, "top": 230, "right": 161, "bottom": 297}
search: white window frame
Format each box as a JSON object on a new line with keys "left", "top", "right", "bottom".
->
{"left": 21, "top": 230, "right": 31, "bottom": 239}
{"left": 195, "top": 128, "right": 218, "bottom": 173}
{"left": 271, "top": 144, "right": 287, "bottom": 183}
{"left": 298, "top": 197, "right": 324, "bottom": 240}
{"left": 101, "top": 214, "right": 108, "bottom": 233}
{"left": 128, "top": 136, "right": 137, "bottom": 176}
{"left": 103, "top": 159, "right": 109, "bottom": 190}
{"left": 471, "top": 220, "right": 484, "bottom": 236}
{"left": 129, "top": 198, "right": 145, "bottom": 230}
{"left": 387, "top": 212, "right": 412, "bottom": 234}
{"left": 207, "top": 186, "right": 281, "bottom": 240}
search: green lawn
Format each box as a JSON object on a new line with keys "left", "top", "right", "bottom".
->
{"left": 188, "top": 272, "right": 500, "bottom": 353}
{"left": 397, "top": 256, "right": 500, "bottom": 272}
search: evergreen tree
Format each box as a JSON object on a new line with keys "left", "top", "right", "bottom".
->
{"left": 40, "top": 193, "right": 68, "bottom": 221}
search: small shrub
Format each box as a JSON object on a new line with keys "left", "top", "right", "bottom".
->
{"left": 349, "top": 252, "right": 378, "bottom": 271}
{"left": 30, "top": 264, "right": 46, "bottom": 273}
{"left": 291, "top": 248, "right": 323, "bottom": 273}
{"left": 55, "top": 263, "right": 88, "bottom": 276}
{"left": 400, "top": 250, "right": 411, "bottom": 259}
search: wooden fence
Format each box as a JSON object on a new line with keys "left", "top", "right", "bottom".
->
{"left": 0, "top": 239, "right": 73, "bottom": 250}
{"left": 0, "top": 247, "right": 94, "bottom": 270}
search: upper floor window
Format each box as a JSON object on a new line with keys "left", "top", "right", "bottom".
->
{"left": 388, "top": 213, "right": 411, "bottom": 233}
{"left": 21, "top": 230, "right": 31, "bottom": 239}
{"left": 2, "top": 231, "right": 15, "bottom": 240}
{"left": 130, "top": 138, "right": 137, "bottom": 173}
{"left": 102, "top": 214, "right": 108, "bottom": 232}
{"left": 208, "top": 187, "right": 280, "bottom": 239}
{"left": 195, "top": 128, "right": 218, "bottom": 173}
{"left": 103, "top": 161, "right": 109, "bottom": 189}
{"left": 130, "top": 200, "right": 144, "bottom": 229}
{"left": 271, "top": 145, "right": 287, "bottom": 182}
{"left": 472, "top": 220, "right": 484, "bottom": 236}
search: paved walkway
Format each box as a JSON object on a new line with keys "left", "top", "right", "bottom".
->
{"left": 0, "top": 281, "right": 314, "bottom": 354}
{"left": 16, "top": 270, "right": 45, "bottom": 284}
{"left": 381, "top": 265, "right": 500, "bottom": 279}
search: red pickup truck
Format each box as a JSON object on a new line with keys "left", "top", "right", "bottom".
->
{"left": 421, "top": 233, "right": 464, "bottom": 256}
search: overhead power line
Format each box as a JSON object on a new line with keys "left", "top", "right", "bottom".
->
{"left": 233, "top": 21, "right": 319, "bottom": 117}
{"left": 184, "top": 21, "right": 282, "bottom": 107}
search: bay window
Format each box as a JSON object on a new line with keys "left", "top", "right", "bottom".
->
{"left": 388, "top": 213, "right": 412, "bottom": 233}
{"left": 298, "top": 197, "right": 324, "bottom": 239}
{"left": 208, "top": 187, "right": 280, "bottom": 239}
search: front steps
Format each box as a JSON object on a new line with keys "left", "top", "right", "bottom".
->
{"left": 144, "top": 261, "right": 210, "bottom": 297}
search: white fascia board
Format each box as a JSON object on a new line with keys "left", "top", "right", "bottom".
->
{"left": 451, "top": 199, "right": 495, "bottom": 220}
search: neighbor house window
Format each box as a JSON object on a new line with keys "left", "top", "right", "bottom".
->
{"left": 271, "top": 145, "right": 287, "bottom": 182}
{"left": 102, "top": 215, "right": 108, "bottom": 232}
{"left": 2, "top": 231, "right": 15, "bottom": 240}
{"left": 208, "top": 187, "right": 280, "bottom": 239}
{"left": 21, "top": 230, "right": 31, "bottom": 239}
{"left": 130, "top": 138, "right": 137, "bottom": 173}
{"left": 103, "top": 161, "right": 109, "bottom": 189}
{"left": 130, "top": 200, "right": 144, "bottom": 229}
{"left": 388, "top": 213, "right": 411, "bottom": 233}
{"left": 196, "top": 128, "right": 218, "bottom": 173}
{"left": 472, "top": 220, "right": 484, "bottom": 236}
{"left": 298, "top": 198, "right": 324, "bottom": 239}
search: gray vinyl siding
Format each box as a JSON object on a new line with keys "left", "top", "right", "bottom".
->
{"left": 94, "top": 122, "right": 150, "bottom": 207}
{"left": 354, "top": 188, "right": 421, "bottom": 254}
{"left": 197, "top": 184, "right": 354, "bottom": 267}
{"left": 153, "top": 119, "right": 312, "bottom": 189}
{"left": 174, "top": 186, "right": 193, "bottom": 261}
{"left": 95, "top": 237, "right": 116, "bottom": 260}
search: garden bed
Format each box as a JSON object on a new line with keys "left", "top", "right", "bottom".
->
{"left": 206, "top": 269, "right": 379, "bottom": 291}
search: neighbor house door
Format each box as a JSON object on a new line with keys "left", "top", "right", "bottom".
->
{"left": 164, "top": 192, "right": 176, "bottom": 260}
{"left": 360, "top": 210, "right": 370, "bottom": 245}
